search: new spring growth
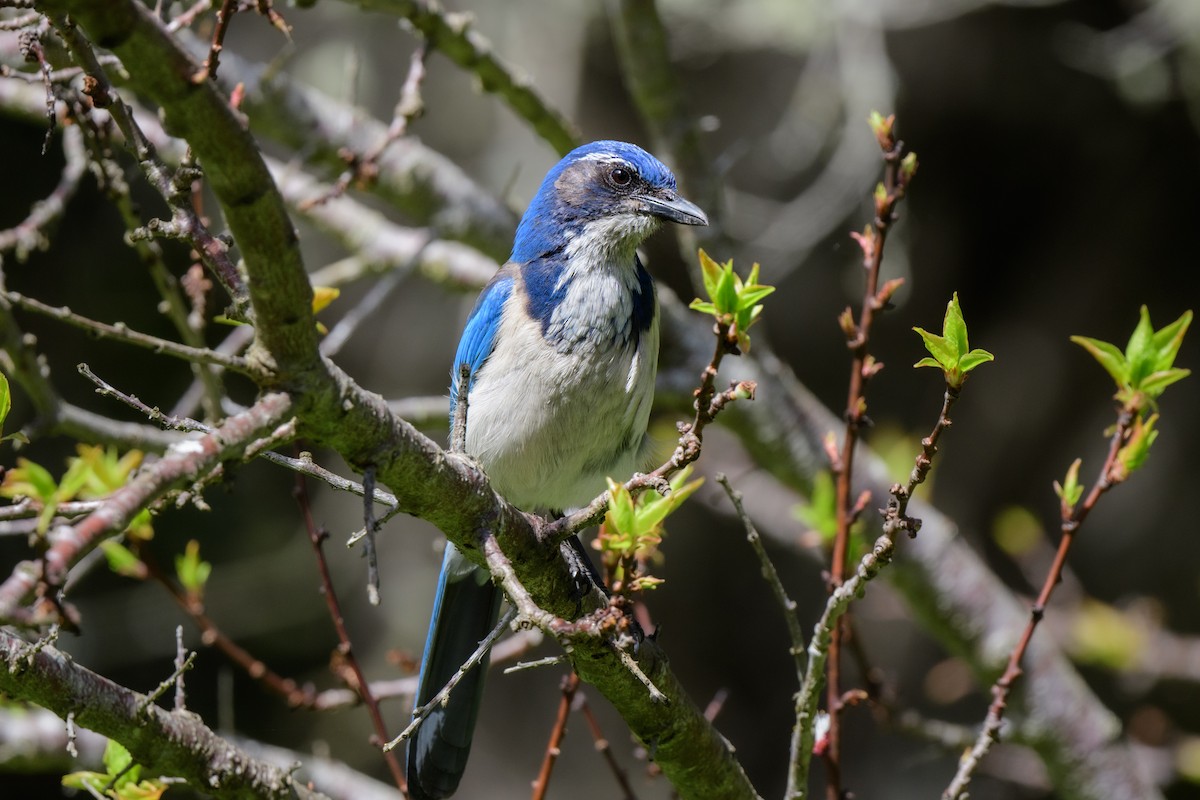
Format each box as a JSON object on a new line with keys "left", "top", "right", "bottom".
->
{"left": 1070, "top": 306, "right": 1192, "bottom": 411}
{"left": 689, "top": 250, "right": 775, "bottom": 353}
{"left": 598, "top": 466, "right": 703, "bottom": 594}
{"left": 912, "top": 292, "right": 994, "bottom": 389}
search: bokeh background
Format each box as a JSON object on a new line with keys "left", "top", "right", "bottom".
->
{"left": 2, "top": 0, "right": 1198, "bottom": 798}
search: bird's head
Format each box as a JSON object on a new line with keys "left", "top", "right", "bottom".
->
{"left": 512, "top": 140, "right": 708, "bottom": 263}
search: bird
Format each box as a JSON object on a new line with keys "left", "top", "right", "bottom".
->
{"left": 406, "top": 140, "right": 707, "bottom": 800}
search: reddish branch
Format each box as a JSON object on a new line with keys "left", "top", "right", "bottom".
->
{"left": 293, "top": 473, "right": 407, "bottom": 794}
{"left": 942, "top": 406, "right": 1136, "bottom": 798}
{"left": 0, "top": 393, "right": 293, "bottom": 627}
{"left": 824, "top": 121, "right": 911, "bottom": 797}
{"left": 531, "top": 672, "right": 582, "bottom": 800}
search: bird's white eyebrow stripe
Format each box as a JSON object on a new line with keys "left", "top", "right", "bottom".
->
{"left": 576, "top": 153, "right": 626, "bottom": 164}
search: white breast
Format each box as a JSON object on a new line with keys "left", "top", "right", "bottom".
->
{"left": 463, "top": 264, "right": 658, "bottom": 511}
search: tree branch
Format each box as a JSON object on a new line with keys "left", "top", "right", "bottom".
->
{"left": 336, "top": 0, "right": 579, "bottom": 156}
{"left": 0, "top": 628, "right": 332, "bottom": 799}
{"left": 0, "top": 392, "right": 293, "bottom": 625}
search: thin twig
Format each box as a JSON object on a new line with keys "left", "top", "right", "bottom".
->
{"left": 140, "top": 549, "right": 321, "bottom": 709}
{"left": 136, "top": 650, "right": 197, "bottom": 716}
{"left": 717, "top": 474, "right": 805, "bottom": 680}
{"left": 1, "top": 291, "right": 256, "bottom": 375}
{"left": 823, "top": 116, "right": 912, "bottom": 798}
{"left": 578, "top": 692, "right": 638, "bottom": 800}
{"left": 0, "top": 124, "right": 88, "bottom": 259}
{"left": 78, "top": 362, "right": 401, "bottom": 513}
{"left": 0, "top": 394, "right": 293, "bottom": 626}
{"left": 45, "top": 13, "right": 247, "bottom": 311}
{"left": 361, "top": 466, "right": 381, "bottom": 606}
{"left": 294, "top": 472, "right": 407, "bottom": 792}
{"left": 173, "top": 625, "right": 188, "bottom": 712}
{"left": 383, "top": 607, "right": 518, "bottom": 751}
{"left": 788, "top": 375, "right": 962, "bottom": 799}
{"left": 531, "top": 671, "right": 581, "bottom": 800}
{"left": 382, "top": 1, "right": 578, "bottom": 155}
{"left": 300, "top": 42, "right": 430, "bottom": 210}
{"left": 942, "top": 407, "right": 1136, "bottom": 799}
{"left": 195, "top": 0, "right": 236, "bottom": 83}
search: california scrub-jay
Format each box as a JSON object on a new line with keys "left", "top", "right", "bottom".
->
{"left": 407, "top": 140, "right": 707, "bottom": 800}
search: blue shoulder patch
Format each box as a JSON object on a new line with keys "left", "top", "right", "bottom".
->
{"left": 450, "top": 272, "right": 513, "bottom": 414}
{"left": 519, "top": 257, "right": 565, "bottom": 335}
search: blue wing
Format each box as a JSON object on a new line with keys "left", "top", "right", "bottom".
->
{"left": 450, "top": 269, "right": 514, "bottom": 415}
{"left": 408, "top": 269, "right": 513, "bottom": 799}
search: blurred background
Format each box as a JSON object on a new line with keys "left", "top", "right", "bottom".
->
{"left": 1, "top": 0, "right": 1198, "bottom": 798}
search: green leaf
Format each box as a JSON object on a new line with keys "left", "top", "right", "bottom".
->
{"left": 103, "top": 738, "right": 134, "bottom": 779}
{"left": 1123, "top": 305, "right": 1155, "bottom": 378}
{"left": 101, "top": 541, "right": 146, "bottom": 579}
{"left": 0, "top": 371, "right": 10, "bottom": 437}
{"left": 958, "top": 349, "right": 995, "bottom": 373}
{"left": 912, "top": 328, "right": 955, "bottom": 369}
{"left": 698, "top": 249, "right": 723, "bottom": 303}
{"left": 913, "top": 356, "right": 941, "bottom": 370}
{"left": 1053, "top": 457, "right": 1084, "bottom": 510}
{"left": 175, "top": 540, "right": 212, "bottom": 597}
{"left": 943, "top": 292, "right": 968, "bottom": 357}
{"left": 689, "top": 251, "right": 775, "bottom": 352}
{"left": 1069, "top": 336, "right": 1128, "bottom": 387}
{"left": 1149, "top": 309, "right": 1192, "bottom": 368}
{"left": 1139, "top": 368, "right": 1191, "bottom": 397}
{"left": 1115, "top": 413, "right": 1158, "bottom": 477}
{"left": 2, "top": 457, "right": 57, "bottom": 502}
{"left": 715, "top": 266, "right": 738, "bottom": 314}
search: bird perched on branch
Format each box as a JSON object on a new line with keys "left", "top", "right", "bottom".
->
{"left": 407, "top": 140, "right": 707, "bottom": 799}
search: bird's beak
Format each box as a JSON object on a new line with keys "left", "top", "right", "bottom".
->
{"left": 639, "top": 191, "right": 708, "bottom": 226}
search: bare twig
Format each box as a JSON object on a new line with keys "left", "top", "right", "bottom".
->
{"left": 3, "top": 290, "right": 257, "bottom": 375}
{"left": 136, "top": 649, "right": 197, "bottom": 716}
{"left": 45, "top": 12, "right": 248, "bottom": 311}
{"left": 344, "top": 0, "right": 578, "bottom": 155}
{"left": 578, "top": 692, "right": 638, "bottom": 799}
{"left": 360, "top": 466, "right": 381, "bottom": 605}
{"left": 531, "top": 671, "right": 581, "bottom": 800}
{"left": 717, "top": 474, "right": 805, "bottom": 680}
{"left": 383, "top": 607, "right": 518, "bottom": 752}
{"left": 823, "top": 115, "right": 912, "bottom": 797}
{"left": 194, "top": 0, "right": 235, "bottom": 82}
{"left": 294, "top": 473, "right": 406, "bottom": 792}
{"left": 300, "top": 42, "right": 429, "bottom": 209}
{"left": 0, "top": 393, "right": 292, "bottom": 626}
{"left": 789, "top": 375, "right": 963, "bottom": 799}
{"left": 0, "top": 628, "right": 334, "bottom": 800}
{"left": 942, "top": 407, "right": 1136, "bottom": 799}
{"left": 0, "top": 123, "right": 87, "bottom": 258}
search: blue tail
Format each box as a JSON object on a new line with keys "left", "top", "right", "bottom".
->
{"left": 406, "top": 543, "right": 502, "bottom": 800}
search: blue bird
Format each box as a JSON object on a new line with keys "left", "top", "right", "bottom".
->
{"left": 406, "top": 141, "right": 707, "bottom": 799}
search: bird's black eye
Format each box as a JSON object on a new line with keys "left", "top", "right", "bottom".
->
{"left": 609, "top": 166, "right": 633, "bottom": 187}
